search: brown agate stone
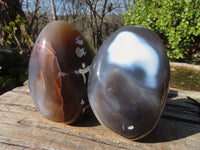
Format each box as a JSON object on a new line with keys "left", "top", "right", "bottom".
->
{"left": 28, "top": 21, "right": 95, "bottom": 123}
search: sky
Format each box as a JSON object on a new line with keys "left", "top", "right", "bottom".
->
{"left": 22, "top": 0, "right": 132, "bottom": 15}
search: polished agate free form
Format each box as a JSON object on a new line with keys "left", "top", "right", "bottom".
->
{"left": 28, "top": 21, "right": 95, "bottom": 123}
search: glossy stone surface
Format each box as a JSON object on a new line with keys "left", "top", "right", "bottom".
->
{"left": 88, "top": 26, "right": 170, "bottom": 140}
{"left": 28, "top": 21, "right": 95, "bottom": 123}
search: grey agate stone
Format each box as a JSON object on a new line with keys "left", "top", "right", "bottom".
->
{"left": 88, "top": 26, "right": 170, "bottom": 140}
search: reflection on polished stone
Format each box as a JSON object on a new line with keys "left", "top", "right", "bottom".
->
{"left": 28, "top": 21, "right": 95, "bottom": 123}
{"left": 88, "top": 26, "right": 170, "bottom": 140}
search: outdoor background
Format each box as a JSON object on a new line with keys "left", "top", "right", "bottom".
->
{"left": 0, "top": 0, "right": 199, "bottom": 95}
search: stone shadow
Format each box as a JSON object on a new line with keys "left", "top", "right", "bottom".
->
{"left": 139, "top": 94, "right": 200, "bottom": 143}
{"left": 68, "top": 109, "right": 100, "bottom": 127}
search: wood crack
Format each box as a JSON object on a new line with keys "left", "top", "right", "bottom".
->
{"left": 0, "top": 141, "right": 30, "bottom": 148}
{"left": 36, "top": 126, "right": 129, "bottom": 150}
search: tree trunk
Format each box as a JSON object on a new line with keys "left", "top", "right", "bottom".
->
{"left": 51, "top": 0, "right": 57, "bottom": 20}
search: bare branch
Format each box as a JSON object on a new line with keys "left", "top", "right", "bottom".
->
{"left": 50, "top": 0, "right": 57, "bottom": 20}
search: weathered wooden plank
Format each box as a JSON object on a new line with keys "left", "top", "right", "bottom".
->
{"left": 170, "top": 62, "right": 200, "bottom": 71}
{"left": 0, "top": 84, "right": 200, "bottom": 150}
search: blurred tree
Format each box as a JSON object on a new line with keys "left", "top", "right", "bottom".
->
{"left": 21, "top": 0, "right": 124, "bottom": 50}
{"left": 62, "top": 0, "right": 84, "bottom": 26}
{"left": 83, "top": 0, "right": 122, "bottom": 49}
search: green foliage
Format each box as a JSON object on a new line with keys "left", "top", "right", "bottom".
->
{"left": 122, "top": 0, "right": 200, "bottom": 63}
{"left": 0, "top": 15, "right": 31, "bottom": 94}
{"left": 3, "top": 15, "right": 33, "bottom": 54}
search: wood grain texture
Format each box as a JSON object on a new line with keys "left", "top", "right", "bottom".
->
{"left": 0, "top": 83, "right": 200, "bottom": 150}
